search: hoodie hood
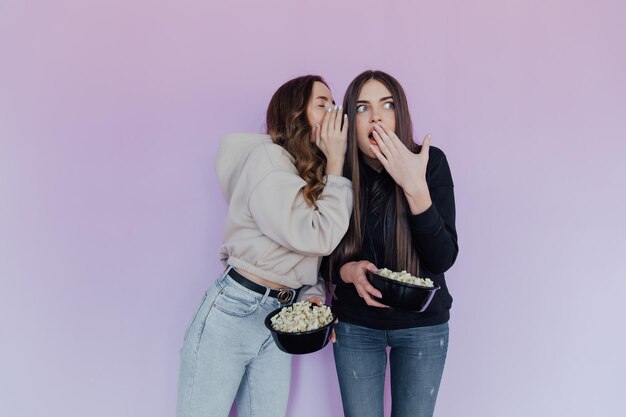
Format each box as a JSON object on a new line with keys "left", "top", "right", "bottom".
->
{"left": 215, "top": 133, "right": 273, "bottom": 202}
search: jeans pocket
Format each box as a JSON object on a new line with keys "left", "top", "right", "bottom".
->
{"left": 213, "top": 285, "right": 260, "bottom": 317}
{"left": 183, "top": 290, "right": 209, "bottom": 341}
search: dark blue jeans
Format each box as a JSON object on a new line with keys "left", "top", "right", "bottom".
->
{"left": 333, "top": 321, "right": 449, "bottom": 417}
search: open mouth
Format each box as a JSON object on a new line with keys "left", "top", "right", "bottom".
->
{"left": 367, "top": 126, "right": 376, "bottom": 140}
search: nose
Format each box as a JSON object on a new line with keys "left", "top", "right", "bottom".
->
{"left": 370, "top": 111, "right": 382, "bottom": 123}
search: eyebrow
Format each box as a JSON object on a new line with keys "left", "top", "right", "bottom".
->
{"left": 356, "top": 96, "right": 394, "bottom": 104}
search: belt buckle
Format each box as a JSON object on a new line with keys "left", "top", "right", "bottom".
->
{"left": 277, "top": 289, "right": 294, "bottom": 303}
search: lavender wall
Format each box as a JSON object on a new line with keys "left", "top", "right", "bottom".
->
{"left": 1, "top": 1, "right": 625, "bottom": 416}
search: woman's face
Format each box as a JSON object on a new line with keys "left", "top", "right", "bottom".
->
{"left": 306, "top": 81, "right": 334, "bottom": 133}
{"left": 355, "top": 79, "right": 396, "bottom": 169}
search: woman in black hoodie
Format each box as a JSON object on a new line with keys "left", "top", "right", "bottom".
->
{"left": 323, "top": 70, "right": 459, "bottom": 417}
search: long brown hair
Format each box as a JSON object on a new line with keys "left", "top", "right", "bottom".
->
{"left": 323, "top": 70, "right": 420, "bottom": 283}
{"left": 266, "top": 75, "right": 328, "bottom": 207}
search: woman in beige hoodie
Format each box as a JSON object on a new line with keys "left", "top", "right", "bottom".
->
{"left": 176, "top": 75, "right": 353, "bottom": 417}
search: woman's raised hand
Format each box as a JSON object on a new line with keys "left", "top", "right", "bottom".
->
{"left": 313, "top": 106, "right": 348, "bottom": 176}
{"left": 370, "top": 124, "right": 433, "bottom": 213}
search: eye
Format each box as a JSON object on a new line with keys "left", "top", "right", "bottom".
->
{"left": 356, "top": 104, "right": 368, "bottom": 113}
{"left": 383, "top": 101, "right": 395, "bottom": 110}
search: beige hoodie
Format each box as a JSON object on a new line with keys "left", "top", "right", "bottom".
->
{"left": 215, "top": 133, "right": 353, "bottom": 299}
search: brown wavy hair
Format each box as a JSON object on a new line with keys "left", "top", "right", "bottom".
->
{"left": 323, "top": 70, "right": 420, "bottom": 285}
{"left": 266, "top": 75, "right": 328, "bottom": 208}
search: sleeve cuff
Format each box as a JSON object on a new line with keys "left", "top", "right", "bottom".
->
{"left": 409, "top": 204, "right": 442, "bottom": 234}
{"left": 297, "top": 281, "right": 326, "bottom": 302}
{"left": 325, "top": 175, "right": 352, "bottom": 187}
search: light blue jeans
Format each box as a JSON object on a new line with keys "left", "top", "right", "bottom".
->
{"left": 333, "top": 321, "right": 449, "bottom": 417}
{"left": 176, "top": 268, "right": 293, "bottom": 417}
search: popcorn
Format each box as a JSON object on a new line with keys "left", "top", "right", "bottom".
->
{"left": 377, "top": 268, "right": 434, "bottom": 287}
{"left": 270, "top": 301, "right": 333, "bottom": 333}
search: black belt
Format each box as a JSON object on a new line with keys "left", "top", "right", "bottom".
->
{"left": 227, "top": 268, "right": 299, "bottom": 303}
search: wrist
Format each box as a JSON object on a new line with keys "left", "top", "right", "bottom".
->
{"left": 405, "top": 188, "right": 432, "bottom": 215}
{"left": 403, "top": 179, "right": 428, "bottom": 198}
{"left": 325, "top": 159, "right": 344, "bottom": 176}
{"left": 339, "top": 263, "right": 353, "bottom": 284}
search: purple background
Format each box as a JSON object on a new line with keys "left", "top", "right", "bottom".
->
{"left": 1, "top": 1, "right": 625, "bottom": 416}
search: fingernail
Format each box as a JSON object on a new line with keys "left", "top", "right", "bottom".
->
{"left": 344, "top": 114, "right": 348, "bottom": 119}
{"left": 338, "top": 105, "right": 343, "bottom": 110}
{"left": 327, "top": 107, "right": 332, "bottom": 112}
